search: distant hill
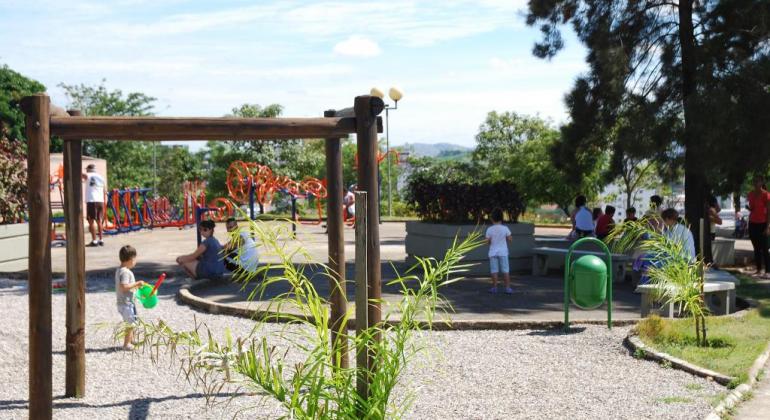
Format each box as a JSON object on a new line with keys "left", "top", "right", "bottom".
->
{"left": 398, "top": 142, "right": 473, "bottom": 158}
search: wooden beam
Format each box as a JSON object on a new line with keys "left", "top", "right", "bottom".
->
{"left": 21, "top": 93, "right": 53, "bottom": 419}
{"left": 50, "top": 116, "right": 370, "bottom": 140}
{"left": 324, "top": 109, "right": 347, "bottom": 370}
{"left": 354, "top": 191, "right": 369, "bottom": 401}
{"left": 63, "top": 109, "right": 86, "bottom": 398}
{"left": 354, "top": 95, "right": 383, "bottom": 380}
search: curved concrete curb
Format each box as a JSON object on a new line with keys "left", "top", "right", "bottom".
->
{"left": 704, "top": 340, "right": 770, "bottom": 420}
{"left": 178, "top": 280, "right": 640, "bottom": 331}
{"left": 624, "top": 334, "right": 735, "bottom": 386}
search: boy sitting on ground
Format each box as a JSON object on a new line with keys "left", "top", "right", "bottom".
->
{"left": 115, "top": 245, "right": 145, "bottom": 350}
{"left": 223, "top": 217, "right": 259, "bottom": 274}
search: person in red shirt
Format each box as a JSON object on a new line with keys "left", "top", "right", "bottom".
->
{"left": 595, "top": 205, "right": 616, "bottom": 240}
{"left": 747, "top": 175, "right": 770, "bottom": 276}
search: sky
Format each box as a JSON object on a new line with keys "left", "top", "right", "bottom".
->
{"left": 0, "top": 0, "right": 588, "bottom": 151}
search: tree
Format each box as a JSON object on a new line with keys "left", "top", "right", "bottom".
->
{"left": 605, "top": 101, "right": 671, "bottom": 209}
{"left": 60, "top": 81, "right": 203, "bottom": 202}
{"left": 471, "top": 111, "right": 603, "bottom": 216}
{"left": 0, "top": 65, "right": 45, "bottom": 147}
{"left": 154, "top": 145, "right": 206, "bottom": 205}
{"left": 59, "top": 80, "right": 158, "bottom": 189}
{"left": 526, "top": 0, "right": 770, "bottom": 258}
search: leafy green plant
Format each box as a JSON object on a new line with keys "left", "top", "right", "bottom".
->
{"left": 608, "top": 219, "right": 709, "bottom": 346}
{"left": 405, "top": 170, "right": 524, "bottom": 224}
{"left": 117, "top": 219, "right": 482, "bottom": 419}
{"left": 0, "top": 125, "right": 26, "bottom": 224}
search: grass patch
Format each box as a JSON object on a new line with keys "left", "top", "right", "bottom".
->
{"left": 636, "top": 277, "right": 770, "bottom": 386}
{"left": 658, "top": 396, "right": 693, "bottom": 404}
{"left": 685, "top": 383, "right": 703, "bottom": 391}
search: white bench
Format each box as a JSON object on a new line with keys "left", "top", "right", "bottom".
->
{"left": 531, "top": 246, "right": 631, "bottom": 282}
{"left": 635, "top": 281, "right": 736, "bottom": 318}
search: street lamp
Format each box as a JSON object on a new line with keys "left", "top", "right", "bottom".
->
{"left": 370, "top": 86, "right": 403, "bottom": 217}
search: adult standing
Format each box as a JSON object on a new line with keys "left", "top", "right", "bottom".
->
{"left": 343, "top": 184, "right": 356, "bottom": 219}
{"left": 706, "top": 195, "right": 722, "bottom": 241}
{"left": 571, "top": 195, "right": 594, "bottom": 238}
{"left": 747, "top": 175, "right": 770, "bottom": 277}
{"left": 82, "top": 163, "right": 106, "bottom": 246}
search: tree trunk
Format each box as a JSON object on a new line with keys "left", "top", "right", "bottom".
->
{"left": 679, "top": 0, "right": 709, "bottom": 259}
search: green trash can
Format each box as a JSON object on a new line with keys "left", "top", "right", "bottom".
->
{"left": 570, "top": 255, "right": 608, "bottom": 309}
{"left": 563, "top": 237, "right": 613, "bottom": 331}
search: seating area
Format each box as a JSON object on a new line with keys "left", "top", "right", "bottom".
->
{"left": 531, "top": 246, "right": 631, "bottom": 282}
{"left": 635, "top": 280, "right": 736, "bottom": 317}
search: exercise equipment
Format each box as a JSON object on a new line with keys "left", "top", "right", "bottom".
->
{"left": 225, "top": 160, "right": 328, "bottom": 230}
{"left": 563, "top": 237, "right": 613, "bottom": 331}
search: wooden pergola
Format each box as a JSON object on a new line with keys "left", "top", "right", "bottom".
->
{"left": 21, "top": 93, "right": 385, "bottom": 419}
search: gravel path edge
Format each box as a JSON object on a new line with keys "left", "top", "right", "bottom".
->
{"left": 625, "top": 334, "right": 735, "bottom": 386}
{"left": 179, "top": 280, "right": 641, "bottom": 331}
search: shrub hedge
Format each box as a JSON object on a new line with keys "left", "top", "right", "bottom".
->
{"left": 406, "top": 173, "right": 524, "bottom": 223}
{"left": 0, "top": 124, "right": 26, "bottom": 224}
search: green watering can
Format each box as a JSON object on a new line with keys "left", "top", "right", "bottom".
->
{"left": 135, "top": 273, "right": 166, "bottom": 309}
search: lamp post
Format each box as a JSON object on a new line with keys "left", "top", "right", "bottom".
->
{"left": 369, "top": 86, "right": 403, "bottom": 217}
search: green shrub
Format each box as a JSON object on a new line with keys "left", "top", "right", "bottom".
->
{"left": 406, "top": 172, "right": 524, "bottom": 223}
{"left": 0, "top": 126, "right": 26, "bottom": 224}
{"left": 117, "top": 220, "right": 483, "bottom": 419}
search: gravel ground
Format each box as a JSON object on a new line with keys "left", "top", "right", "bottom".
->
{"left": 0, "top": 276, "right": 724, "bottom": 419}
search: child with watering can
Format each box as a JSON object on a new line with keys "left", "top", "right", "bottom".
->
{"left": 115, "top": 245, "right": 146, "bottom": 350}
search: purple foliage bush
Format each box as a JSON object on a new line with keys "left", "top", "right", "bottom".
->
{"left": 0, "top": 124, "right": 27, "bottom": 224}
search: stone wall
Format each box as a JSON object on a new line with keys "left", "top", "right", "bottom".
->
{"left": 405, "top": 221, "right": 535, "bottom": 275}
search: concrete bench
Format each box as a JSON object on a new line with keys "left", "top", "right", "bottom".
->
{"left": 531, "top": 247, "right": 630, "bottom": 282}
{"left": 635, "top": 281, "right": 736, "bottom": 318}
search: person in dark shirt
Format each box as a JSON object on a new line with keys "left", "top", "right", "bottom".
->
{"left": 176, "top": 220, "right": 225, "bottom": 280}
{"left": 624, "top": 207, "right": 638, "bottom": 223}
{"left": 595, "top": 205, "right": 616, "bottom": 240}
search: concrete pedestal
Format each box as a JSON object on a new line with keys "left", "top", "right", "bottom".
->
{"left": 405, "top": 221, "right": 534, "bottom": 276}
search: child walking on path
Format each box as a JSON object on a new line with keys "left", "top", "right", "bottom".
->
{"left": 486, "top": 208, "right": 513, "bottom": 294}
{"left": 115, "top": 245, "right": 145, "bottom": 350}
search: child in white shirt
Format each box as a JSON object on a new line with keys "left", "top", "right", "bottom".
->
{"left": 485, "top": 208, "right": 513, "bottom": 294}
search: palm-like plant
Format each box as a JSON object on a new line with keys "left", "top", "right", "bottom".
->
{"left": 607, "top": 217, "right": 709, "bottom": 346}
{"left": 117, "top": 219, "right": 482, "bottom": 419}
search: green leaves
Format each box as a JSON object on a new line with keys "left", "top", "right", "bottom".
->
{"left": 608, "top": 218, "right": 710, "bottom": 344}
{"left": 0, "top": 64, "right": 46, "bottom": 148}
{"left": 0, "top": 126, "right": 27, "bottom": 223}
{"left": 119, "top": 220, "right": 481, "bottom": 419}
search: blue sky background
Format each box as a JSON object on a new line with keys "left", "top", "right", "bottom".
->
{"left": 0, "top": 0, "right": 587, "bottom": 151}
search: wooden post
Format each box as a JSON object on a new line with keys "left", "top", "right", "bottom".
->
{"left": 354, "top": 191, "right": 369, "bottom": 401}
{"left": 324, "top": 109, "right": 348, "bottom": 369}
{"left": 64, "top": 109, "right": 86, "bottom": 397}
{"left": 21, "top": 93, "right": 53, "bottom": 419}
{"left": 354, "top": 95, "right": 384, "bottom": 381}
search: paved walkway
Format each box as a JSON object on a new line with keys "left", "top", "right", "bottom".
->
{"left": 3, "top": 221, "right": 754, "bottom": 323}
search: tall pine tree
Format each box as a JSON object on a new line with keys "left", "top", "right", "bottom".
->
{"left": 527, "top": 0, "right": 770, "bottom": 256}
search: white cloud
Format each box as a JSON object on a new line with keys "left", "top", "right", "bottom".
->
{"left": 333, "top": 36, "right": 381, "bottom": 57}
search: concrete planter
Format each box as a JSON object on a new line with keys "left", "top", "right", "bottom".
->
{"left": 0, "top": 223, "right": 29, "bottom": 272}
{"left": 712, "top": 238, "right": 735, "bottom": 266}
{"left": 405, "top": 221, "right": 535, "bottom": 275}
